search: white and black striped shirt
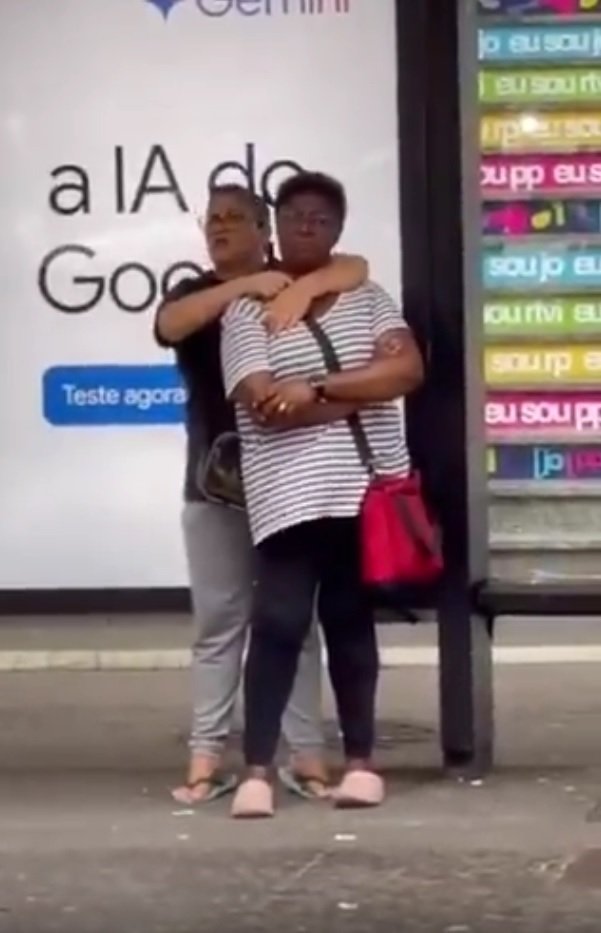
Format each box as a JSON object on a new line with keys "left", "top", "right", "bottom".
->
{"left": 221, "top": 282, "right": 410, "bottom": 545}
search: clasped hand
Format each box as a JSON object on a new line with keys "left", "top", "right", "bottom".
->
{"left": 244, "top": 271, "right": 315, "bottom": 334}
{"left": 253, "top": 379, "right": 316, "bottom": 424}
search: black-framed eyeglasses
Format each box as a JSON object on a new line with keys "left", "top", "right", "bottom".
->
{"left": 198, "top": 209, "right": 251, "bottom": 231}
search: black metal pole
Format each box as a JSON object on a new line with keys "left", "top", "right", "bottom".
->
{"left": 397, "top": 0, "right": 494, "bottom": 776}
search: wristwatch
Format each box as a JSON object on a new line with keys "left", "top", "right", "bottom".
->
{"left": 308, "top": 375, "right": 328, "bottom": 403}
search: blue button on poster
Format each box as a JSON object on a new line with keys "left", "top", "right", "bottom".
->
{"left": 43, "top": 365, "right": 186, "bottom": 426}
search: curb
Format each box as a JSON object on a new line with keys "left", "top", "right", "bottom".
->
{"left": 2, "top": 644, "right": 601, "bottom": 672}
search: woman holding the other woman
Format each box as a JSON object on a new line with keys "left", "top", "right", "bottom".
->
{"left": 156, "top": 182, "right": 370, "bottom": 804}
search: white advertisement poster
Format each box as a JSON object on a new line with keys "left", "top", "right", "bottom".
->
{"left": 0, "top": 0, "right": 401, "bottom": 589}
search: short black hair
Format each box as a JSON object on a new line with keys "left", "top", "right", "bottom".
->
{"left": 275, "top": 171, "right": 347, "bottom": 224}
{"left": 207, "top": 183, "right": 270, "bottom": 230}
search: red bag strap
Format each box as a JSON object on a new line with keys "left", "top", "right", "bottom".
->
{"left": 306, "top": 318, "right": 441, "bottom": 562}
{"left": 304, "top": 316, "right": 375, "bottom": 474}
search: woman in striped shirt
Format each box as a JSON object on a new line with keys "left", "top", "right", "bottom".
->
{"left": 221, "top": 172, "right": 424, "bottom": 818}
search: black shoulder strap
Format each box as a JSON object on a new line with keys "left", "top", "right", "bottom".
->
{"left": 304, "top": 316, "right": 375, "bottom": 474}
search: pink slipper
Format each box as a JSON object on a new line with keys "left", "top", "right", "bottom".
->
{"left": 231, "top": 779, "right": 275, "bottom": 819}
{"left": 332, "top": 770, "right": 385, "bottom": 809}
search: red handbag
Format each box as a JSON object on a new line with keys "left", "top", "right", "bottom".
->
{"left": 359, "top": 469, "right": 443, "bottom": 587}
{"left": 305, "top": 317, "right": 443, "bottom": 588}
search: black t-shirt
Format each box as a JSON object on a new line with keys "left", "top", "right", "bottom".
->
{"left": 154, "top": 272, "right": 236, "bottom": 502}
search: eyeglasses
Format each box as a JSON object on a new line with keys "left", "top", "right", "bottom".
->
{"left": 277, "top": 209, "right": 336, "bottom": 230}
{"left": 198, "top": 210, "right": 251, "bottom": 231}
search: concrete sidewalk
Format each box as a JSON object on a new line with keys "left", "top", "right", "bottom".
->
{"left": 1, "top": 665, "right": 601, "bottom": 931}
{"left": 1, "top": 614, "right": 601, "bottom": 671}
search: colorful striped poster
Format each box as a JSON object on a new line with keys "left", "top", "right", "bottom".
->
{"left": 484, "top": 296, "right": 601, "bottom": 336}
{"left": 479, "top": 0, "right": 601, "bottom": 506}
{"left": 488, "top": 444, "right": 601, "bottom": 480}
{"left": 480, "top": 68, "right": 601, "bottom": 104}
{"left": 485, "top": 344, "right": 601, "bottom": 383}
{"left": 486, "top": 391, "right": 601, "bottom": 435}
{"left": 483, "top": 199, "right": 601, "bottom": 236}
{"left": 481, "top": 154, "right": 601, "bottom": 194}
{"left": 479, "top": 25, "right": 601, "bottom": 62}
{"left": 481, "top": 112, "right": 601, "bottom": 152}
{"left": 478, "top": 1, "right": 601, "bottom": 16}
{"left": 483, "top": 246, "right": 601, "bottom": 289}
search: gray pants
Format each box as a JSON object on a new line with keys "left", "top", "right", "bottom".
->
{"left": 182, "top": 502, "right": 324, "bottom": 756}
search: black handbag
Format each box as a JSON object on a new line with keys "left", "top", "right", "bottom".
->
{"left": 197, "top": 431, "right": 245, "bottom": 510}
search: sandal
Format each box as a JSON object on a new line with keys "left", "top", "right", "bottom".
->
{"left": 332, "top": 770, "right": 385, "bottom": 809}
{"left": 171, "top": 772, "right": 238, "bottom": 806}
{"left": 231, "top": 778, "right": 275, "bottom": 819}
{"left": 277, "top": 766, "right": 330, "bottom": 800}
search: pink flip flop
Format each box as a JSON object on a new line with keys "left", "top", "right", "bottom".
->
{"left": 332, "top": 770, "right": 385, "bottom": 809}
{"left": 231, "top": 779, "right": 275, "bottom": 819}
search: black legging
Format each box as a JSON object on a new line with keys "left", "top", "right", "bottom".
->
{"left": 243, "top": 518, "right": 378, "bottom": 766}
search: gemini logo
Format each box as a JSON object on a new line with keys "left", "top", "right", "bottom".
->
{"left": 145, "top": 0, "right": 186, "bottom": 17}
{"left": 145, "top": 0, "right": 350, "bottom": 19}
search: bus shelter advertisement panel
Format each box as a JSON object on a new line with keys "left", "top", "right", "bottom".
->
{"left": 0, "top": 0, "right": 401, "bottom": 589}
{"left": 479, "top": 0, "right": 601, "bottom": 486}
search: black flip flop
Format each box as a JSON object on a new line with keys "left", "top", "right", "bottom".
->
{"left": 277, "top": 766, "right": 330, "bottom": 800}
{"left": 172, "top": 772, "right": 238, "bottom": 805}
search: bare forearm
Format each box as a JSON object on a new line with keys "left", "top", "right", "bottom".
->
{"left": 323, "top": 358, "right": 423, "bottom": 403}
{"left": 300, "top": 254, "right": 368, "bottom": 299}
{"left": 156, "top": 279, "right": 245, "bottom": 343}
{"left": 268, "top": 401, "right": 356, "bottom": 430}
{"left": 233, "top": 375, "right": 358, "bottom": 428}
